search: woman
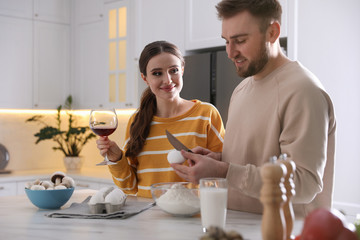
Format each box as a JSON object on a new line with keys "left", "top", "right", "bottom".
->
{"left": 96, "top": 41, "right": 225, "bottom": 197}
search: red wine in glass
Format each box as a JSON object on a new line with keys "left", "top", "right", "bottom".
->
{"left": 90, "top": 127, "right": 116, "bottom": 137}
{"left": 89, "top": 108, "right": 118, "bottom": 165}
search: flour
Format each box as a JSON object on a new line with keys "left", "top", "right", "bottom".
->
{"left": 156, "top": 183, "right": 200, "bottom": 216}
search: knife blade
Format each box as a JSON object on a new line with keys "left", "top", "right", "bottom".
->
{"left": 165, "top": 130, "right": 193, "bottom": 153}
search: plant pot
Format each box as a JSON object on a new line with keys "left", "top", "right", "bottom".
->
{"left": 63, "top": 156, "right": 83, "bottom": 173}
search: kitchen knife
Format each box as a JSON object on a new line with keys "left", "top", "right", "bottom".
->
{"left": 165, "top": 130, "right": 193, "bottom": 153}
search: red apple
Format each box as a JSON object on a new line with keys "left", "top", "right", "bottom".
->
{"left": 299, "top": 208, "right": 358, "bottom": 240}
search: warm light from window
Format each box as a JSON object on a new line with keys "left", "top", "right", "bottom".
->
{"left": 108, "top": 9, "right": 117, "bottom": 39}
{"left": 118, "top": 7, "right": 127, "bottom": 37}
{"left": 109, "top": 42, "right": 116, "bottom": 71}
{"left": 118, "top": 40, "right": 126, "bottom": 70}
{"left": 108, "top": 5, "right": 127, "bottom": 104}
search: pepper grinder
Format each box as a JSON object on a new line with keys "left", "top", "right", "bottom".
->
{"left": 260, "top": 156, "right": 287, "bottom": 240}
{"left": 278, "top": 153, "right": 296, "bottom": 240}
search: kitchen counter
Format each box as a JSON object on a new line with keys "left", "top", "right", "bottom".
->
{"left": 0, "top": 189, "right": 304, "bottom": 240}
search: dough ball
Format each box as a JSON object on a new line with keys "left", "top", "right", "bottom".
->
{"left": 167, "top": 149, "right": 186, "bottom": 164}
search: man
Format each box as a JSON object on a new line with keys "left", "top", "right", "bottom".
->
{"left": 171, "top": 0, "right": 336, "bottom": 217}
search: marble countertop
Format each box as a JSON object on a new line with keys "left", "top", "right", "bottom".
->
{"left": 0, "top": 189, "right": 304, "bottom": 240}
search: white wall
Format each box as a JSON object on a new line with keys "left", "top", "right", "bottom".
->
{"left": 295, "top": 0, "right": 360, "bottom": 215}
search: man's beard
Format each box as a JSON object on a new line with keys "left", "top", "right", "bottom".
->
{"left": 235, "top": 41, "right": 269, "bottom": 78}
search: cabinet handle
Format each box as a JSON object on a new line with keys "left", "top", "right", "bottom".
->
{"left": 34, "top": 14, "right": 38, "bottom": 17}
{"left": 99, "top": 14, "right": 103, "bottom": 18}
{"left": 76, "top": 183, "right": 89, "bottom": 188}
{"left": 0, "top": 186, "right": 4, "bottom": 190}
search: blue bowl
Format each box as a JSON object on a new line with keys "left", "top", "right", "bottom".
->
{"left": 25, "top": 188, "right": 74, "bottom": 209}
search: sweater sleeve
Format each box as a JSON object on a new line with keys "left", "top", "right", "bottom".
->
{"left": 278, "top": 84, "right": 334, "bottom": 204}
{"left": 107, "top": 114, "right": 138, "bottom": 195}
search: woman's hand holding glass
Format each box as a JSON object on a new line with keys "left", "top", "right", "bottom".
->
{"left": 96, "top": 137, "right": 122, "bottom": 163}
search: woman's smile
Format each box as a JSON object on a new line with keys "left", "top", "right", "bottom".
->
{"left": 161, "top": 84, "right": 176, "bottom": 92}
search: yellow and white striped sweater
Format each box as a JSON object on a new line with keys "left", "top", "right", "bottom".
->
{"left": 108, "top": 100, "right": 225, "bottom": 198}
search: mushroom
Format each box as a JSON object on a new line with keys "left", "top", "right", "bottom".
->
{"left": 50, "top": 171, "right": 66, "bottom": 186}
{"left": 33, "top": 179, "right": 41, "bottom": 185}
{"left": 25, "top": 182, "right": 33, "bottom": 189}
{"left": 54, "top": 184, "right": 67, "bottom": 190}
{"left": 61, "top": 176, "right": 75, "bottom": 188}
{"left": 40, "top": 181, "right": 53, "bottom": 189}
{"left": 30, "top": 185, "right": 45, "bottom": 190}
{"left": 25, "top": 179, "right": 42, "bottom": 189}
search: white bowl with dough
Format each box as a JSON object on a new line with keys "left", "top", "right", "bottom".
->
{"left": 151, "top": 182, "right": 200, "bottom": 217}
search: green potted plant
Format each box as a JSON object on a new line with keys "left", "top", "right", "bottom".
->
{"left": 26, "top": 95, "right": 96, "bottom": 172}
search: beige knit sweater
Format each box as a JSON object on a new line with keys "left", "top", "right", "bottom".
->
{"left": 223, "top": 61, "right": 336, "bottom": 217}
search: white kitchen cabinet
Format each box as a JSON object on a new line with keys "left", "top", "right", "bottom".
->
{"left": 33, "top": 0, "right": 70, "bottom": 24}
{"left": 33, "top": 0, "right": 71, "bottom": 109}
{"left": 16, "top": 180, "right": 30, "bottom": 195}
{"left": 0, "top": 16, "right": 33, "bottom": 109}
{"left": 135, "top": 0, "right": 185, "bottom": 58}
{"left": 185, "top": 0, "right": 290, "bottom": 51}
{"left": 74, "top": 0, "right": 104, "bottom": 24}
{"left": 33, "top": 21, "right": 70, "bottom": 109}
{"left": 0, "top": 0, "right": 33, "bottom": 19}
{"left": 185, "top": 0, "right": 223, "bottom": 51}
{"left": 0, "top": 180, "right": 33, "bottom": 196}
{"left": 0, "top": 182, "right": 17, "bottom": 197}
{"left": 73, "top": 18, "right": 107, "bottom": 109}
{"left": 0, "top": 0, "right": 70, "bottom": 109}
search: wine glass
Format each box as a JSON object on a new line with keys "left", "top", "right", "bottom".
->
{"left": 89, "top": 108, "right": 118, "bottom": 166}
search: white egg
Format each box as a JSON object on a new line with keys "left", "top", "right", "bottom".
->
{"left": 105, "top": 188, "right": 126, "bottom": 204}
{"left": 167, "top": 149, "right": 186, "bottom": 164}
{"left": 89, "top": 192, "right": 105, "bottom": 204}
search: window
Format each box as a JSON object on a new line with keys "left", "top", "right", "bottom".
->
{"left": 106, "top": 1, "right": 132, "bottom": 106}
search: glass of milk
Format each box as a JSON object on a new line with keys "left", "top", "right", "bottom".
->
{"left": 199, "top": 178, "right": 228, "bottom": 232}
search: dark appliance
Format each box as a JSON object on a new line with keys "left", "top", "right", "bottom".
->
{"left": 182, "top": 49, "right": 244, "bottom": 124}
